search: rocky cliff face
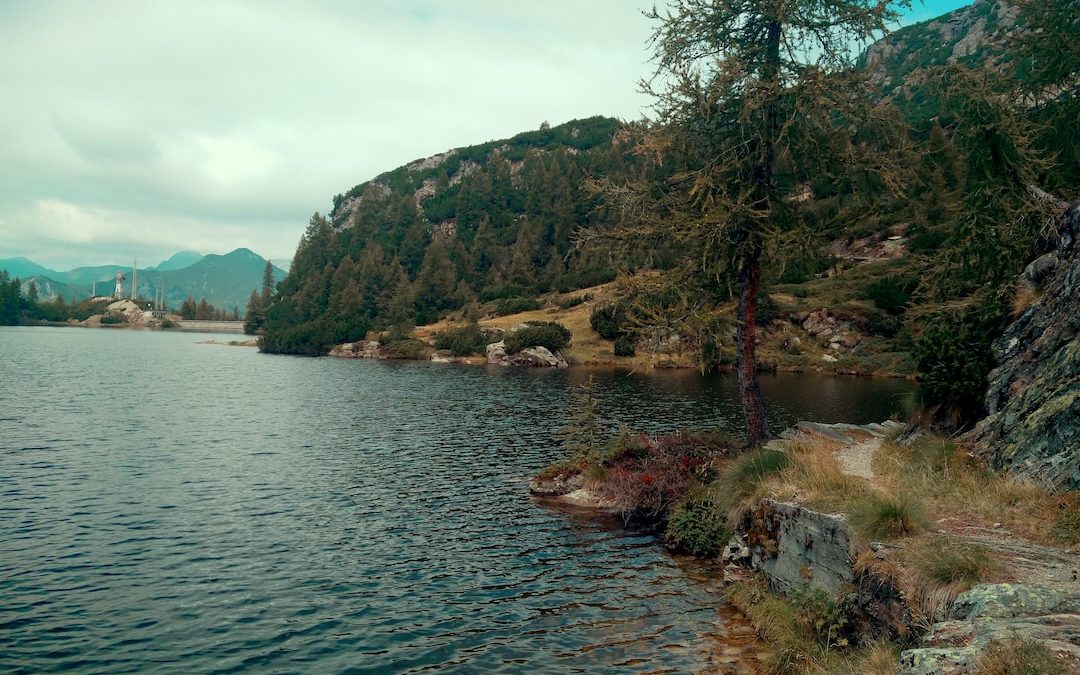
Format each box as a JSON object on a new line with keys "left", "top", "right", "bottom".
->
{"left": 863, "top": 0, "right": 1017, "bottom": 98}
{"left": 967, "top": 202, "right": 1080, "bottom": 491}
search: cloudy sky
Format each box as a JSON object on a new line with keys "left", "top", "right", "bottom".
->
{"left": 1, "top": 0, "right": 969, "bottom": 271}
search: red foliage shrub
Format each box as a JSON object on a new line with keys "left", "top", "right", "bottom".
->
{"left": 591, "top": 432, "right": 735, "bottom": 521}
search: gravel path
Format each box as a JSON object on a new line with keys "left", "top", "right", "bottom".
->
{"left": 835, "top": 438, "right": 882, "bottom": 481}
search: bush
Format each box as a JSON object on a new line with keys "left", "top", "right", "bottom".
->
{"left": 849, "top": 492, "right": 927, "bottom": 540}
{"left": 493, "top": 297, "right": 541, "bottom": 316}
{"left": 159, "top": 318, "right": 177, "bottom": 329}
{"left": 590, "top": 303, "right": 627, "bottom": 340}
{"left": 613, "top": 334, "right": 636, "bottom": 357}
{"left": 593, "top": 432, "right": 735, "bottom": 521}
{"left": 381, "top": 338, "right": 430, "bottom": 360}
{"left": 503, "top": 321, "right": 571, "bottom": 354}
{"left": 557, "top": 293, "right": 592, "bottom": 309}
{"left": 865, "top": 277, "right": 915, "bottom": 315}
{"left": 910, "top": 297, "right": 1010, "bottom": 429}
{"left": 433, "top": 323, "right": 488, "bottom": 356}
{"left": 665, "top": 492, "right": 731, "bottom": 558}
{"left": 100, "top": 315, "right": 125, "bottom": 325}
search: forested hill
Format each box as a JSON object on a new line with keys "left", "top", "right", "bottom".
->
{"left": 262, "top": 0, "right": 1077, "bottom": 362}
{"left": 263, "top": 116, "right": 650, "bottom": 353}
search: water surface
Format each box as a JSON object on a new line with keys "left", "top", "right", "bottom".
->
{"left": 0, "top": 327, "right": 913, "bottom": 673}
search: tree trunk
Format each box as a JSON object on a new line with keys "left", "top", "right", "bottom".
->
{"left": 735, "top": 243, "right": 771, "bottom": 448}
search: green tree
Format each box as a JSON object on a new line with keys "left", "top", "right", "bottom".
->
{"left": 260, "top": 260, "right": 275, "bottom": 305}
{"left": 179, "top": 296, "right": 197, "bottom": 320}
{"left": 625, "top": 0, "right": 909, "bottom": 447}
{"left": 244, "top": 290, "right": 263, "bottom": 334}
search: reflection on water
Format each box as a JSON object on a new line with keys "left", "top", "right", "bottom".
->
{"left": 0, "top": 327, "right": 913, "bottom": 673}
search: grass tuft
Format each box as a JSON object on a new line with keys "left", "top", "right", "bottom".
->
{"left": 976, "top": 639, "right": 1063, "bottom": 675}
{"left": 848, "top": 492, "right": 928, "bottom": 540}
{"left": 906, "top": 539, "right": 1002, "bottom": 586}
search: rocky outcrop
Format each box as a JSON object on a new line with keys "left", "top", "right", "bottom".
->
{"left": 329, "top": 340, "right": 382, "bottom": 359}
{"left": 899, "top": 583, "right": 1080, "bottom": 674}
{"left": 967, "top": 201, "right": 1080, "bottom": 491}
{"left": 732, "top": 499, "right": 859, "bottom": 597}
{"left": 485, "top": 341, "right": 568, "bottom": 368}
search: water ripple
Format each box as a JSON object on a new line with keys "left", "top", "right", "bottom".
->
{"left": 0, "top": 327, "right": 913, "bottom": 673}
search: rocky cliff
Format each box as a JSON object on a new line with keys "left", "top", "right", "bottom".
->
{"left": 967, "top": 201, "right": 1080, "bottom": 491}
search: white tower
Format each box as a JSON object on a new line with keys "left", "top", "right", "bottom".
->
{"left": 114, "top": 271, "right": 125, "bottom": 299}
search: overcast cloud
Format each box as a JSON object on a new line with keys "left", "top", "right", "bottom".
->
{"left": 0, "top": 0, "right": 967, "bottom": 270}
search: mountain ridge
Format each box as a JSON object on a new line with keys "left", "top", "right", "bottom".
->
{"left": 0, "top": 248, "right": 285, "bottom": 313}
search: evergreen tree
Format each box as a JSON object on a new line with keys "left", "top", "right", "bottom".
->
{"left": 244, "top": 290, "right": 263, "bottom": 334}
{"left": 619, "top": 0, "right": 910, "bottom": 447}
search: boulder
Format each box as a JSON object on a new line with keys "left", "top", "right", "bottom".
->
{"left": 509, "top": 346, "right": 568, "bottom": 368}
{"left": 899, "top": 583, "right": 1080, "bottom": 674}
{"left": 329, "top": 340, "right": 381, "bottom": 359}
{"left": 486, "top": 341, "right": 567, "bottom": 368}
{"left": 486, "top": 340, "right": 508, "bottom": 364}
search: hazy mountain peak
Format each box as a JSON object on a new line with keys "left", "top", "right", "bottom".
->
{"left": 154, "top": 250, "right": 204, "bottom": 271}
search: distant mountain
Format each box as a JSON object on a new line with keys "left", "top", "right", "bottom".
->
{"left": 152, "top": 250, "right": 204, "bottom": 271}
{"left": 0, "top": 257, "right": 58, "bottom": 281}
{"left": 3, "top": 249, "right": 285, "bottom": 315}
{"left": 146, "top": 248, "right": 287, "bottom": 313}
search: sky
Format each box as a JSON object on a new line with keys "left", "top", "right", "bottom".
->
{"left": 1, "top": 0, "right": 972, "bottom": 271}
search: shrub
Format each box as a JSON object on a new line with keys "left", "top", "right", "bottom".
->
{"left": 159, "top": 318, "right": 177, "bottom": 329}
{"left": 592, "top": 432, "right": 734, "bottom": 522}
{"left": 788, "top": 584, "right": 851, "bottom": 649}
{"left": 910, "top": 298, "right": 1009, "bottom": 429}
{"left": 503, "top": 321, "right": 571, "bottom": 354}
{"left": 100, "top": 314, "right": 125, "bottom": 325}
{"left": 433, "top": 323, "right": 487, "bottom": 356}
{"left": 665, "top": 492, "right": 731, "bottom": 558}
{"left": 613, "top": 334, "right": 636, "bottom": 357}
{"left": 493, "top": 297, "right": 541, "bottom": 316}
{"left": 557, "top": 293, "right": 592, "bottom": 309}
{"left": 381, "top": 338, "right": 430, "bottom": 360}
{"left": 865, "top": 277, "right": 915, "bottom": 315}
{"left": 849, "top": 492, "right": 927, "bottom": 540}
{"left": 590, "top": 303, "right": 627, "bottom": 340}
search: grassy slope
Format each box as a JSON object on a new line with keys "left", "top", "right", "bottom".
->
{"left": 411, "top": 257, "right": 917, "bottom": 376}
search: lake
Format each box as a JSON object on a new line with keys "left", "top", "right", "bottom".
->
{"left": 0, "top": 327, "right": 914, "bottom": 673}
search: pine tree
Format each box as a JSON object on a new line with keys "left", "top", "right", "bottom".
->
{"left": 614, "top": 0, "right": 910, "bottom": 447}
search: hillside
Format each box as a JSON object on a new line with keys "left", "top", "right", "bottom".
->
{"left": 259, "top": 116, "right": 646, "bottom": 354}
{"left": 262, "top": 0, "right": 1076, "bottom": 398}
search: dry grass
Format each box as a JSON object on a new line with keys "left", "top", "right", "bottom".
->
{"left": 873, "top": 435, "right": 1078, "bottom": 549}
{"left": 1011, "top": 285, "right": 1042, "bottom": 317}
{"left": 764, "top": 438, "right": 875, "bottom": 513}
{"left": 904, "top": 538, "right": 1003, "bottom": 586}
{"left": 976, "top": 638, "right": 1064, "bottom": 675}
{"left": 848, "top": 493, "right": 928, "bottom": 540}
{"left": 412, "top": 281, "right": 698, "bottom": 368}
{"left": 726, "top": 580, "right": 902, "bottom": 674}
